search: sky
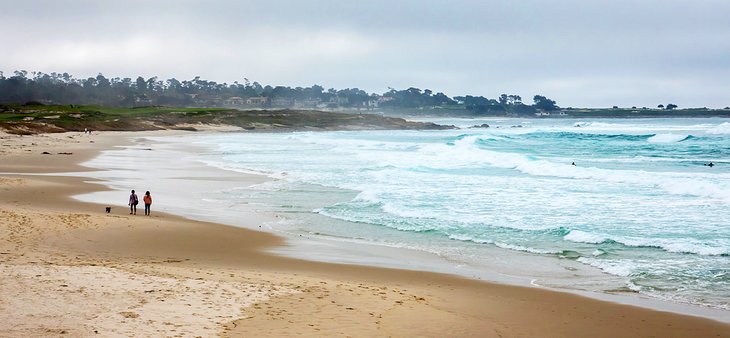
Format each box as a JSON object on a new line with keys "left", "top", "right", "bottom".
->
{"left": 2, "top": 0, "right": 729, "bottom": 108}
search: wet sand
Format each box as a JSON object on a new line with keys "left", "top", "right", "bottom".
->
{"left": 1, "top": 130, "right": 728, "bottom": 337}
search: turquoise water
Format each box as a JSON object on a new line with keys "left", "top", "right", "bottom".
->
{"left": 193, "top": 118, "right": 730, "bottom": 310}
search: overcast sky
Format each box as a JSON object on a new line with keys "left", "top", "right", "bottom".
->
{"left": 2, "top": 0, "right": 729, "bottom": 108}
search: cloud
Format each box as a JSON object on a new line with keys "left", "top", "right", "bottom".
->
{"left": 1, "top": 0, "right": 729, "bottom": 107}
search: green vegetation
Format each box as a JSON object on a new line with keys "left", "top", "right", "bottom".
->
{"left": 0, "top": 70, "right": 560, "bottom": 116}
{"left": 1, "top": 70, "right": 728, "bottom": 123}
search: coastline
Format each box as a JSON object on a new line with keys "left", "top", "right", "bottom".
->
{"left": 1, "top": 130, "right": 729, "bottom": 337}
{"left": 86, "top": 128, "right": 730, "bottom": 320}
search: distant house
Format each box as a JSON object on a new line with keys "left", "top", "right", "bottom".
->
{"left": 226, "top": 96, "right": 245, "bottom": 106}
{"left": 535, "top": 111, "right": 551, "bottom": 117}
{"left": 378, "top": 96, "right": 394, "bottom": 104}
{"left": 298, "top": 98, "right": 321, "bottom": 108}
{"left": 271, "top": 97, "right": 294, "bottom": 107}
{"left": 133, "top": 94, "right": 153, "bottom": 107}
{"left": 246, "top": 96, "right": 269, "bottom": 105}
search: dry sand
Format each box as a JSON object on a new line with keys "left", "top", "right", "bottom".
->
{"left": 1, "top": 130, "right": 729, "bottom": 337}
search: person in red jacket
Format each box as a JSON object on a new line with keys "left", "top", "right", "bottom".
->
{"left": 143, "top": 191, "right": 152, "bottom": 216}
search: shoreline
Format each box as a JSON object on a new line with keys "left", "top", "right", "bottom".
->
{"left": 1, "top": 130, "right": 729, "bottom": 336}
{"left": 76, "top": 130, "right": 730, "bottom": 321}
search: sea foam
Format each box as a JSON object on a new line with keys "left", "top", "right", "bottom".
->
{"left": 707, "top": 122, "right": 730, "bottom": 135}
{"left": 186, "top": 118, "right": 730, "bottom": 311}
{"left": 450, "top": 135, "right": 730, "bottom": 205}
{"left": 564, "top": 230, "right": 609, "bottom": 244}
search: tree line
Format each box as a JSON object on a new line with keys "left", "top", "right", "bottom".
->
{"left": 0, "top": 70, "right": 559, "bottom": 115}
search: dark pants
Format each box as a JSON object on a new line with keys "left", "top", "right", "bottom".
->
{"left": 130, "top": 203, "right": 137, "bottom": 214}
{"left": 144, "top": 203, "right": 151, "bottom": 215}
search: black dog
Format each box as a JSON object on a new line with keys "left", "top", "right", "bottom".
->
{"left": 105, "top": 207, "right": 111, "bottom": 213}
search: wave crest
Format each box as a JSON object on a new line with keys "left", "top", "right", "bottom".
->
{"left": 707, "top": 122, "right": 730, "bottom": 135}
{"left": 647, "top": 133, "right": 690, "bottom": 143}
{"left": 564, "top": 230, "right": 729, "bottom": 256}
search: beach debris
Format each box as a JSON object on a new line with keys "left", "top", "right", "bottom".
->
{"left": 119, "top": 311, "right": 140, "bottom": 319}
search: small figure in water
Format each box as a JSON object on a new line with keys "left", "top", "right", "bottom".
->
{"left": 706, "top": 162, "right": 714, "bottom": 167}
{"left": 571, "top": 162, "right": 576, "bottom": 166}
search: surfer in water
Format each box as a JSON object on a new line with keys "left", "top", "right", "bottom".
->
{"left": 706, "top": 162, "right": 714, "bottom": 167}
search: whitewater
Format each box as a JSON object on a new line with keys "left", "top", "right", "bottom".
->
{"left": 82, "top": 117, "right": 730, "bottom": 312}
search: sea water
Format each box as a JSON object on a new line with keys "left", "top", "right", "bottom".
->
{"left": 76, "top": 118, "right": 730, "bottom": 312}
{"left": 180, "top": 117, "right": 730, "bottom": 311}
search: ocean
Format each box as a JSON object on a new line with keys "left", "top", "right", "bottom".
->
{"left": 80, "top": 117, "right": 730, "bottom": 312}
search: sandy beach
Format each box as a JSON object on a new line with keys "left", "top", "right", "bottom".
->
{"left": 1, "top": 130, "right": 729, "bottom": 337}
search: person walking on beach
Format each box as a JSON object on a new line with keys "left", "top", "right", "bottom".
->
{"left": 129, "top": 190, "right": 138, "bottom": 215}
{"left": 143, "top": 191, "right": 152, "bottom": 216}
